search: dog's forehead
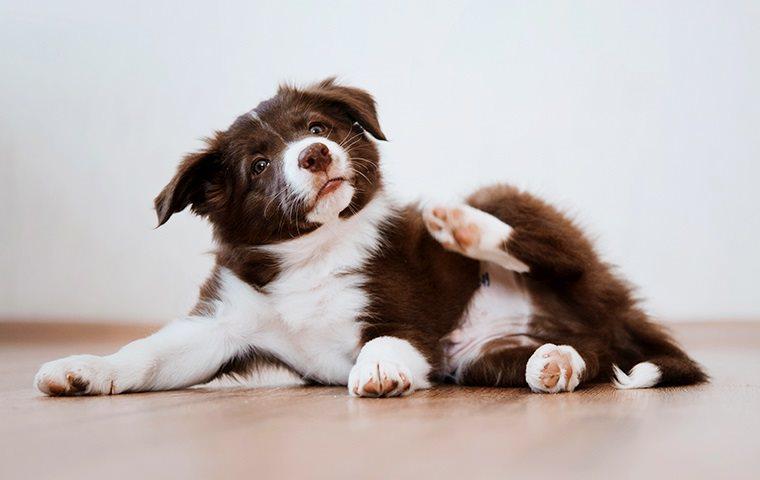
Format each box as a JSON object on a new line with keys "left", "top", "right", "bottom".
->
{"left": 226, "top": 96, "right": 294, "bottom": 139}
{"left": 251, "top": 96, "right": 281, "bottom": 117}
{"left": 229, "top": 94, "right": 309, "bottom": 138}
{"left": 251, "top": 91, "right": 310, "bottom": 122}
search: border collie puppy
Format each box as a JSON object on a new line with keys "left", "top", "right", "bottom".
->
{"left": 35, "top": 79, "right": 706, "bottom": 397}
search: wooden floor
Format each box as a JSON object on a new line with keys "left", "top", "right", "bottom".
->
{"left": 1, "top": 322, "right": 758, "bottom": 480}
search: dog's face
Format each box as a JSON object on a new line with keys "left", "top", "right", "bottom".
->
{"left": 154, "top": 78, "right": 386, "bottom": 246}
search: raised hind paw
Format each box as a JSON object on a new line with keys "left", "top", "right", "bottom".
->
{"left": 422, "top": 203, "right": 529, "bottom": 272}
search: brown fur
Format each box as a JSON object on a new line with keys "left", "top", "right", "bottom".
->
{"left": 360, "top": 206, "right": 481, "bottom": 375}
{"left": 454, "top": 185, "right": 707, "bottom": 387}
{"left": 155, "top": 78, "right": 706, "bottom": 391}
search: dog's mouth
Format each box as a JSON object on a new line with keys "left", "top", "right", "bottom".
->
{"left": 316, "top": 177, "right": 346, "bottom": 199}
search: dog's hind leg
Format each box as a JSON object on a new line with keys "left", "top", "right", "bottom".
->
{"left": 453, "top": 340, "right": 601, "bottom": 393}
{"left": 424, "top": 184, "right": 598, "bottom": 279}
{"left": 423, "top": 203, "right": 529, "bottom": 273}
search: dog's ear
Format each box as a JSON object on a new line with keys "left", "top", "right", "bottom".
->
{"left": 154, "top": 134, "right": 226, "bottom": 227}
{"left": 310, "top": 77, "right": 387, "bottom": 141}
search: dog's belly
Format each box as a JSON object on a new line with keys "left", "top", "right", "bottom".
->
{"left": 445, "top": 262, "right": 536, "bottom": 374}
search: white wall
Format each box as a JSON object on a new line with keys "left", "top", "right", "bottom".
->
{"left": 1, "top": 1, "right": 758, "bottom": 323}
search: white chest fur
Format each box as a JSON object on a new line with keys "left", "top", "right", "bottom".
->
{"left": 217, "top": 194, "right": 394, "bottom": 384}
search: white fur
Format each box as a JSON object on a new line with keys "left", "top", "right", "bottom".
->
{"left": 35, "top": 354, "right": 117, "bottom": 395}
{"left": 612, "top": 362, "right": 661, "bottom": 389}
{"left": 348, "top": 336, "right": 432, "bottom": 397}
{"left": 256, "top": 191, "right": 395, "bottom": 382}
{"left": 446, "top": 262, "right": 536, "bottom": 380}
{"left": 36, "top": 275, "right": 266, "bottom": 394}
{"left": 525, "top": 343, "right": 586, "bottom": 393}
{"left": 423, "top": 203, "right": 529, "bottom": 273}
{"left": 35, "top": 192, "right": 396, "bottom": 395}
{"left": 305, "top": 183, "right": 354, "bottom": 224}
{"left": 280, "top": 136, "right": 355, "bottom": 224}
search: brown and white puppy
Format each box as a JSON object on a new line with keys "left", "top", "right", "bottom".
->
{"left": 34, "top": 78, "right": 706, "bottom": 397}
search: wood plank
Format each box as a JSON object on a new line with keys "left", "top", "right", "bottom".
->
{"left": 1, "top": 321, "right": 758, "bottom": 479}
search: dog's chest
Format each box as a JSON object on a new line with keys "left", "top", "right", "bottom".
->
{"left": 249, "top": 195, "right": 392, "bottom": 383}
{"left": 262, "top": 265, "right": 367, "bottom": 383}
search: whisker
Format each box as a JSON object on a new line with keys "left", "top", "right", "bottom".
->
{"left": 277, "top": 189, "right": 301, "bottom": 236}
{"left": 349, "top": 157, "right": 376, "bottom": 168}
{"left": 349, "top": 159, "right": 378, "bottom": 174}
{"left": 340, "top": 130, "right": 364, "bottom": 148}
{"left": 352, "top": 168, "right": 372, "bottom": 185}
{"left": 338, "top": 128, "right": 354, "bottom": 147}
{"left": 348, "top": 152, "right": 375, "bottom": 189}
{"left": 264, "top": 187, "right": 289, "bottom": 218}
{"left": 343, "top": 136, "right": 364, "bottom": 151}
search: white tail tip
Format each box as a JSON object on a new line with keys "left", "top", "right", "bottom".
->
{"left": 612, "top": 362, "right": 661, "bottom": 389}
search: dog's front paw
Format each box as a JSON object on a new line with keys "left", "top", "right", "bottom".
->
{"left": 348, "top": 359, "right": 414, "bottom": 397}
{"left": 525, "top": 344, "right": 586, "bottom": 393}
{"left": 34, "top": 355, "right": 116, "bottom": 396}
{"left": 348, "top": 336, "right": 431, "bottom": 398}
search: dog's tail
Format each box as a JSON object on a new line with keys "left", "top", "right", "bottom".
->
{"left": 612, "top": 318, "right": 708, "bottom": 390}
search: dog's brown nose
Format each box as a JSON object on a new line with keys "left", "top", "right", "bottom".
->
{"left": 298, "top": 143, "right": 332, "bottom": 173}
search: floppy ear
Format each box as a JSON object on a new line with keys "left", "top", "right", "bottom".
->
{"left": 310, "top": 77, "right": 387, "bottom": 141}
{"left": 154, "top": 134, "right": 226, "bottom": 227}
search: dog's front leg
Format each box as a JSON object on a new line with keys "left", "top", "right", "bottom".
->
{"left": 348, "top": 336, "right": 433, "bottom": 398}
{"left": 35, "top": 313, "right": 258, "bottom": 396}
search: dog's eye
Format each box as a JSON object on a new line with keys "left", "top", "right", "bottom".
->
{"left": 308, "top": 122, "right": 326, "bottom": 135}
{"left": 252, "top": 158, "right": 270, "bottom": 175}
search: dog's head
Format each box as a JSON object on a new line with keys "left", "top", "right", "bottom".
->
{"left": 154, "top": 78, "right": 386, "bottom": 245}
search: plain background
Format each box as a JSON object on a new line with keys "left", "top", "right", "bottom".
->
{"left": 1, "top": 1, "right": 758, "bottom": 325}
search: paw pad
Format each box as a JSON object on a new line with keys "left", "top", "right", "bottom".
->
{"left": 526, "top": 344, "right": 585, "bottom": 393}
{"left": 538, "top": 351, "right": 571, "bottom": 389}
{"left": 349, "top": 361, "right": 413, "bottom": 398}
{"left": 34, "top": 355, "right": 114, "bottom": 396}
{"left": 423, "top": 205, "right": 483, "bottom": 253}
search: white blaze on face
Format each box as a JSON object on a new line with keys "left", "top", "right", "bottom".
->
{"left": 281, "top": 136, "right": 355, "bottom": 224}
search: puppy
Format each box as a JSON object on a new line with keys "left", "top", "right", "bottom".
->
{"left": 35, "top": 78, "right": 706, "bottom": 397}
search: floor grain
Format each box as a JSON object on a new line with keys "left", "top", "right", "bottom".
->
{"left": 1, "top": 321, "right": 758, "bottom": 479}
